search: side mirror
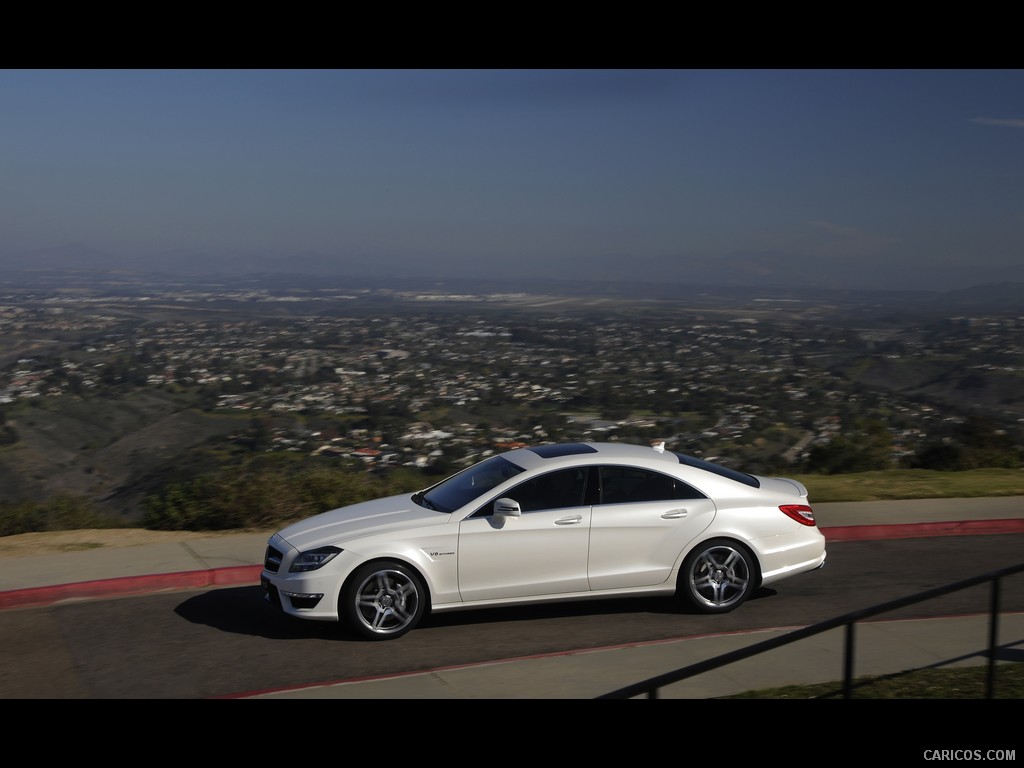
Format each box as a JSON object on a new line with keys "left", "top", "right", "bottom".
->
{"left": 494, "top": 497, "right": 521, "bottom": 517}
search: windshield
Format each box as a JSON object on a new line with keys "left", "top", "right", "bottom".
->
{"left": 414, "top": 455, "right": 526, "bottom": 513}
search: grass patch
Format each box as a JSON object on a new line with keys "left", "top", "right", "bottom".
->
{"left": 55, "top": 542, "right": 106, "bottom": 552}
{"left": 721, "top": 662, "right": 1024, "bottom": 699}
{"left": 792, "top": 468, "right": 1024, "bottom": 503}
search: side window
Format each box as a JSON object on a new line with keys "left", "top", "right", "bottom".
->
{"left": 598, "top": 466, "right": 705, "bottom": 504}
{"left": 503, "top": 467, "right": 587, "bottom": 513}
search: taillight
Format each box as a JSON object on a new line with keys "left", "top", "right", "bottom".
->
{"left": 780, "top": 504, "right": 816, "bottom": 526}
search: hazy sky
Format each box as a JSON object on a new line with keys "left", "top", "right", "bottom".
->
{"left": 2, "top": 69, "right": 1022, "bottom": 287}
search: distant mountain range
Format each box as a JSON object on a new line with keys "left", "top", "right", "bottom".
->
{"left": 2, "top": 242, "right": 1024, "bottom": 298}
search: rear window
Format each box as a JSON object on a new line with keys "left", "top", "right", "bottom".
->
{"left": 672, "top": 452, "right": 760, "bottom": 488}
{"left": 600, "top": 466, "right": 706, "bottom": 503}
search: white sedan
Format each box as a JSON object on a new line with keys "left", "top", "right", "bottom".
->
{"left": 260, "top": 441, "right": 827, "bottom": 639}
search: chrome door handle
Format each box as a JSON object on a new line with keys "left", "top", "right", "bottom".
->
{"left": 661, "top": 509, "right": 688, "bottom": 519}
{"left": 555, "top": 515, "right": 583, "bottom": 525}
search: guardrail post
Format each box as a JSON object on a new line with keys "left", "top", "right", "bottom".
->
{"left": 843, "top": 622, "right": 856, "bottom": 699}
{"left": 987, "top": 576, "right": 1001, "bottom": 700}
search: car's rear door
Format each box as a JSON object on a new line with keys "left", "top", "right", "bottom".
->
{"left": 588, "top": 465, "right": 717, "bottom": 590}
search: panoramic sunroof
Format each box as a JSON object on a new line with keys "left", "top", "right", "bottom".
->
{"left": 528, "top": 443, "right": 599, "bottom": 458}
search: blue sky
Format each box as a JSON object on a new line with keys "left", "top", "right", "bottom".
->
{"left": 1, "top": 69, "right": 1022, "bottom": 290}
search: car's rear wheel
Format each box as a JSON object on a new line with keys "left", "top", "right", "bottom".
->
{"left": 680, "top": 539, "right": 757, "bottom": 613}
{"left": 342, "top": 560, "right": 426, "bottom": 640}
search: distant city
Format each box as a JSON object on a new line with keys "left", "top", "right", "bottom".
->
{"left": 0, "top": 268, "right": 1021, "bottom": 521}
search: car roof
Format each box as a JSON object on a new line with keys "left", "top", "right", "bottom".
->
{"left": 503, "top": 441, "right": 686, "bottom": 471}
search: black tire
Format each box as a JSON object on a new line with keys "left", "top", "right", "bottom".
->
{"left": 341, "top": 560, "right": 427, "bottom": 640}
{"left": 679, "top": 539, "right": 758, "bottom": 614}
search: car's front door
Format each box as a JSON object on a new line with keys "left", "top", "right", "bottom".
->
{"left": 457, "top": 467, "right": 591, "bottom": 602}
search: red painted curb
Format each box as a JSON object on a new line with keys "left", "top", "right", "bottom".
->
{"left": 0, "top": 564, "right": 263, "bottom": 610}
{"left": 821, "top": 518, "right": 1024, "bottom": 542}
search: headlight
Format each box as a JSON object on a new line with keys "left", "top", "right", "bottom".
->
{"left": 289, "top": 545, "right": 343, "bottom": 572}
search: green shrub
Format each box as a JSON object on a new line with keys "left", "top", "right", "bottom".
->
{"left": 140, "top": 463, "right": 410, "bottom": 531}
{"left": 0, "top": 495, "right": 118, "bottom": 537}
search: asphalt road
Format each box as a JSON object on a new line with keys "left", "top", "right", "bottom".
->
{"left": 1, "top": 534, "right": 1022, "bottom": 699}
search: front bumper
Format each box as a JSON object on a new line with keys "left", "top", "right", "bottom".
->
{"left": 260, "top": 535, "right": 351, "bottom": 621}
{"left": 261, "top": 572, "right": 325, "bottom": 611}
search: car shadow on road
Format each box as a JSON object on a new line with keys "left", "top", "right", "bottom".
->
{"left": 174, "top": 585, "right": 346, "bottom": 640}
{"left": 172, "top": 583, "right": 780, "bottom": 641}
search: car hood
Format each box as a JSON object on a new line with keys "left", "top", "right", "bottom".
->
{"left": 275, "top": 494, "right": 447, "bottom": 552}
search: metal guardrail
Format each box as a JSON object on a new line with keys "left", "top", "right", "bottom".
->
{"left": 597, "top": 560, "right": 1024, "bottom": 699}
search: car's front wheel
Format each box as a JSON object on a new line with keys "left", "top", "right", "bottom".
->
{"left": 680, "top": 539, "right": 757, "bottom": 613}
{"left": 341, "top": 560, "right": 427, "bottom": 640}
